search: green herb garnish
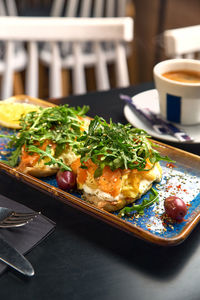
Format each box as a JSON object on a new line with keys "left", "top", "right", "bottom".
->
{"left": 28, "top": 145, "right": 71, "bottom": 171}
{"left": 75, "top": 116, "right": 173, "bottom": 177}
{"left": 2, "top": 104, "right": 89, "bottom": 167}
{"left": 118, "top": 188, "right": 159, "bottom": 217}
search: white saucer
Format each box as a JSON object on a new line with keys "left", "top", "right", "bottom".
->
{"left": 124, "top": 89, "right": 200, "bottom": 144}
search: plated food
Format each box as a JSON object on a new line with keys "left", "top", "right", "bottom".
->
{"left": 4, "top": 103, "right": 90, "bottom": 176}
{"left": 70, "top": 116, "right": 168, "bottom": 212}
{"left": 1, "top": 99, "right": 173, "bottom": 214}
{"left": 0, "top": 95, "right": 200, "bottom": 245}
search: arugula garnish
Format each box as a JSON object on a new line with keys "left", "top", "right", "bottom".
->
{"left": 75, "top": 116, "right": 173, "bottom": 177}
{"left": 2, "top": 104, "right": 89, "bottom": 167}
{"left": 118, "top": 188, "right": 159, "bottom": 217}
{"left": 28, "top": 145, "right": 71, "bottom": 171}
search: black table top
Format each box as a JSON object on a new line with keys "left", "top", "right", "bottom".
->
{"left": 0, "top": 83, "right": 200, "bottom": 300}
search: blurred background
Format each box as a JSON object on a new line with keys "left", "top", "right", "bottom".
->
{"left": 2, "top": 0, "right": 200, "bottom": 99}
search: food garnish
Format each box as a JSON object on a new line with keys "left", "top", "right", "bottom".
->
{"left": 69, "top": 116, "right": 175, "bottom": 212}
{"left": 118, "top": 188, "right": 159, "bottom": 217}
{"left": 75, "top": 116, "right": 173, "bottom": 178}
{"left": 0, "top": 104, "right": 89, "bottom": 168}
{"left": 164, "top": 196, "right": 187, "bottom": 221}
{"left": 28, "top": 145, "right": 71, "bottom": 171}
{"left": 56, "top": 170, "right": 76, "bottom": 190}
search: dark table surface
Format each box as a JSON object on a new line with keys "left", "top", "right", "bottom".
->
{"left": 0, "top": 83, "right": 200, "bottom": 300}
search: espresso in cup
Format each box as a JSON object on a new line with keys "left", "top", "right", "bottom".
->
{"left": 162, "top": 70, "right": 200, "bottom": 83}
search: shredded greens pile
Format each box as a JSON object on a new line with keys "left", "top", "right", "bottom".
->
{"left": 75, "top": 116, "right": 172, "bottom": 178}
{"left": 1, "top": 104, "right": 89, "bottom": 168}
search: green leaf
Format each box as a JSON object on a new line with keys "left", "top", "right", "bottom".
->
{"left": 94, "top": 166, "right": 103, "bottom": 178}
{"left": 54, "top": 143, "right": 66, "bottom": 158}
{"left": 118, "top": 188, "right": 159, "bottom": 217}
{"left": 28, "top": 145, "right": 71, "bottom": 171}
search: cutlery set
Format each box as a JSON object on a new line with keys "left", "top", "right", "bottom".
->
{"left": 0, "top": 207, "right": 40, "bottom": 228}
{"left": 0, "top": 207, "right": 40, "bottom": 277}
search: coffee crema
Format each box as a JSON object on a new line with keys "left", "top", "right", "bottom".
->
{"left": 162, "top": 70, "right": 200, "bottom": 83}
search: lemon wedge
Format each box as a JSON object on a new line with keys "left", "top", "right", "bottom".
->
{"left": 0, "top": 101, "right": 39, "bottom": 129}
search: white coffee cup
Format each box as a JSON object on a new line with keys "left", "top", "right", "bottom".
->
{"left": 153, "top": 59, "right": 200, "bottom": 125}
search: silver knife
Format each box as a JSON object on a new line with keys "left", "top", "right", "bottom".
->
{"left": 0, "top": 236, "right": 34, "bottom": 276}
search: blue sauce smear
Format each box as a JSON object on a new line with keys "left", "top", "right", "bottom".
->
{"left": 1, "top": 125, "right": 200, "bottom": 239}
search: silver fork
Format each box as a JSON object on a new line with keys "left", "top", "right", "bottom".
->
{"left": 0, "top": 207, "right": 41, "bottom": 228}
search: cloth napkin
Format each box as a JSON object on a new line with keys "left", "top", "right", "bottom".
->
{"left": 0, "top": 194, "right": 55, "bottom": 275}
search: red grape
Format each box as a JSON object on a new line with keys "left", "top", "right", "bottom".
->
{"left": 164, "top": 196, "right": 187, "bottom": 221}
{"left": 56, "top": 170, "right": 76, "bottom": 190}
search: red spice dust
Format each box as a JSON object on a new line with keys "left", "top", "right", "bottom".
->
{"left": 166, "top": 163, "right": 176, "bottom": 168}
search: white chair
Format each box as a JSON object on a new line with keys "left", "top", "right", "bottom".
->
{"left": 50, "top": 0, "right": 128, "bottom": 18}
{"left": 164, "top": 25, "right": 200, "bottom": 59}
{"left": 0, "top": 0, "right": 27, "bottom": 99}
{"left": 40, "top": 0, "right": 132, "bottom": 98}
{"left": 0, "top": 16, "right": 133, "bottom": 99}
